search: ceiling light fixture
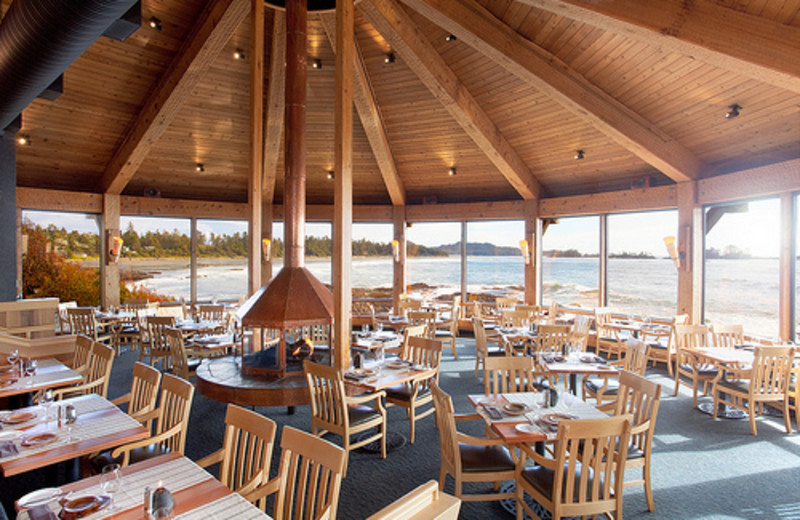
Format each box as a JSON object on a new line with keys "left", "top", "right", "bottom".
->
{"left": 445, "top": 34, "right": 457, "bottom": 42}
{"left": 574, "top": 150, "right": 584, "bottom": 160}
{"left": 725, "top": 104, "right": 741, "bottom": 119}
{"left": 448, "top": 167, "right": 457, "bottom": 176}
{"left": 312, "top": 59, "right": 322, "bottom": 69}
{"left": 148, "top": 17, "right": 162, "bottom": 31}
{"left": 233, "top": 48, "right": 245, "bottom": 60}
{"left": 16, "top": 135, "right": 30, "bottom": 146}
{"left": 195, "top": 163, "right": 204, "bottom": 173}
{"left": 384, "top": 53, "right": 395, "bottom": 64}
{"left": 327, "top": 170, "right": 334, "bottom": 180}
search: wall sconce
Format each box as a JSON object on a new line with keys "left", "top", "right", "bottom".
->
{"left": 392, "top": 239, "right": 401, "bottom": 263}
{"left": 519, "top": 239, "right": 531, "bottom": 265}
{"left": 108, "top": 233, "right": 123, "bottom": 264}
{"left": 327, "top": 170, "right": 334, "bottom": 180}
{"left": 262, "top": 238, "right": 272, "bottom": 262}
{"left": 663, "top": 236, "right": 680, "bottom": 270}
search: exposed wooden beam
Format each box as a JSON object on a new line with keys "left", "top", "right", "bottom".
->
{"left": 697, "top": 158, "right": 800, "bottom": 205}
{"left": 400, "top": 0, "right": 704, "bottom": 183}
{"left": 517, "top": 0, "right": 800, "bottom": 95}
{"left": 248, "top": 0, "right": 265, "bottom": 295}
{"left": 360, "top": 0, "right": 543, "bottom": 200}
{"left": 319, "top": 12, "right": 407, "bottom": 206}
{"left": 99, "top": 0, "right": 250, "bottom": 195}
{"left": 405, "top": 200, "right": 524, "bottom": 221}
{"left": 539, "top": 185, "right": 676, "bottom": 218}
{"left": 263, "top": 11, "right": 286, "bottom": 203}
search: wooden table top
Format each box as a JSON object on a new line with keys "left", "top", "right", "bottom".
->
{"left": 0, "top": 394, "right": 148, "bottom": 477}
{"left": 15, "top": 453, "right": 272, "bottom": 519}
{"left": 539, "top": 354, "right": 619, "bottom": 376}
{"left": 684, "top": 347, "right": 755, "bottom": 365}
{"left": 345, "top": 361, "right": 437, "bottom": 392}
{"left": 0, "top": 358, "right": 83, "bottom": 399}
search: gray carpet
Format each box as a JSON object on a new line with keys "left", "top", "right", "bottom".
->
{"left": 3, "top": 338, "right": 800, "bottom": 519}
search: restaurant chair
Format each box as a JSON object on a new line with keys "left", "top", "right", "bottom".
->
{"left": 500, "top": 309, "right": 529, "bottom": 329}
{"left": 473, "top": 317, "right": 505, "bottom": 383}
{"left": 197, "top": 303, "right": 225, "bottom": 321}
{"left": 534, "top": 324, "right": 571, "bottom": 355}
{"left": 303, "top": 360, "right": 387, "bottom": 476}
{"left": 609, "top": 370, "right": 662, "bottom": 512}
{"left": 567, "top": 314, "right": 591, "bottom": 352}
{"left": 365, "top": 480, "right": 461, "bottom": 520}
{"left": 583, "top": 338, "right": 650, "bottom": 406}
{"left": 408, "top": 310, "right": 437, "bottom": 339}
{"left": 484, "top": 356, "right": 550, "bottom": 394}
{"left": 594, "top": 307, "right": 624, "bottom": 360}
{"left": 710, "top": 323, "right": 745, "bottom": 348}
{"left": 398, "top": 298, "right": 422, "bottom": 317}
{"left": 790, "top": 366, "right": 800, "bottom": 433}
{"left": 495, "top": 296, "right": 518, "bottom": 314}
{"left": 67, "top": 307, "right": 114, "bottom": 346}
{"left": 644, "top": 314, "right": 688, "bottom": 377}
{"left": 165, "top": 327, "right": 200, "bottom": 380}
{"left": 141, "top": 315, "right": 175, "bottom": 371}
{"left": 114, "top": 300, "right": 149, "bottom": 354}
{"left": 433, "top": 296, "right": 460, "bottom": 359}
{"left": 673, "top": 324, "right": 715, "bottom": 407}
{"left": 111, "top": 361, "right": 162, "bottom": 428}
{"left": 197, "top": 404, "right": 277, "bottom": 507}
{"left": 516, "top": 304, "right": 542, "bottom": 324}
{"left": 57, "top": 301, "right": 77, "bottom": 334}
{"left": 244, "top": 426, "right": 346, "bottom": 520}
{"left": 68, "top": 334, "right": 94, "bottom": 375}
{"left": 546, "top": 301, "right": 560, "bottom": 325}
{"left": 400, "top": 323, "right": 427, "bottom": 358}
{"left": 52, "top": 340, "right": 114, "bottom": 400}
{"left": 711, "top": 345, "right": 795, "bottom": 436}
{"left": 430, "top": 380, "right": 516, "bottom": 503}
{"left": 103, "top": 373, "right": 195, "bottom": 467}
{"left": 514, "top": 415, "right": 632, "bottom": 520}
{"left": 384, "top": 336, "right": 442, "bottom": 443}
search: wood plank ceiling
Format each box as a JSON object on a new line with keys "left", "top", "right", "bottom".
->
{"left": 5, "top": 0, "right": 800, "bottom": 207}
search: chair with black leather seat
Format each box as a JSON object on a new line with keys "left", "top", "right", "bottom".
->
{"left": 433, "top": 296, "right": 460, "bottom": 359}
{"left": 484, "top": 356, "right": 550, "bottom": 395}
{"left": 514, "top": 415, "right": 633, "bottom": 520}
{"left": 430, "top": 380, "right": 516, "bottom": 503}
{"left": 111, "top": 361, "right": 161, "bottom": 429}
{"left": 384, "top": 336, "right": 442, "bottom": 443}
{"left": 473, "top": 317, "right": 505, "bottom": 383}
{"left": 594, "top": 307, "right": 625, "bottom": 360}
{"left": 583, "top": 338, "right": 649, "bottom": 406}
{"left": 644, "top": 314, "right": 688, "bottom": 376}
{"left": 53, "top": 340, "right": 115, "bottom": 400}
{"left": 673, "top": 324, "right": 714, "bottom": 407}
{"left": 165, "top": 327, "right": 200, "bottom": 380}
{"left": 303, "top": 359, "right": 387, "bottom": 476}
{"left": 141, "top": 315, "right": 175, "bottom": 371}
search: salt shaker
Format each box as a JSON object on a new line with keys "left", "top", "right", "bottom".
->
{"left": 143, "top": 486, "right": 152, "bottom": 519}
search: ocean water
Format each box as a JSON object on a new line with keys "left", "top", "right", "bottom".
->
{"left": 124, "top": 256, "right": 784, "bottom": 338}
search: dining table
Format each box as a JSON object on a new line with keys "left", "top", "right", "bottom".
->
{"left": 0, "top": 394, "right": 149, "bottom": 481}
{"left": 14, "top": 452, "right": 272, "bottom": 519}
{"left": 538, "top": 352, "right": 619, "bottom": 395}
{"left": 0, "top": 358, "right": 83, "bottom": 408}
{"left": 683, "top": 346, "right": 754, "bottom": 419}
{"left": 186, "top": 333, "right": 236, "bottom": 358}
{"left": 351, "top": 330, "right": 402, "bottom": 352}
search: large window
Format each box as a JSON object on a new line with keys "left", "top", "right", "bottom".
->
{"left": 196, "top": 219, "right": 247, "bottom": 302}
{"left": 406, "top": 222, "right": 460, "bottom": 299}
{"left": 541, "top": 216, "right": 599, "bottom": 307}
{"left": 466, "top": 220, "right": 524, "bottom": 301}
{"left": 607, "top": 211, "right": 678, "bottom": 318}
{"left": 352, "top": 223, "right": 393, "bottom": 289}
{"left": 704, "top": 198, "right": 780, "bottom": 337}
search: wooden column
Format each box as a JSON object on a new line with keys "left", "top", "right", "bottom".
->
{"left": 460, "top": 220, "right": 467, "bottom": 304}
{"left": 101, "top": 194, "right": 120, "bottom": 310}
{"left": 248, "top": 0, "right": 265, "bottom": 295}
{"left": 190, "top": 217, "right": 198, "bottom": 306}
{"left": 261, "top": 202, "right": 273, "bottom": 286}
{"left": 779, "top": 192, "right": 795, "bottom": 341}
{"left": 677, "top": 181, "right": 702, "bottom": 323}
{"left": 332, "top": 0, "right": 355, "bottom": 370}
{"left": 524, "top": 200, "right": 538, "bottom": 304}
{"left": 393, "top": 206, "right": 406, "bottom": 312}
{"left": 598, "top": 214, "right": 608, "bottom": 308}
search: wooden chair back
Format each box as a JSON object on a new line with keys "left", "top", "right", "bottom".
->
{"left": 547, "top": 301, "right": 560, "bottom": 325}
{"left": 623, "top": 338, "right": 651, "bottom": 375}
{"left": 271, "top": 426, "right": 346, "bottom": 520}
{"left": 403, "top": 336, "right": 443, "bottom": 374}
{"left": 70, "top": 335, "right": 94, "bottom": 373}
{"left": 365, "top": 480, "right": 461, "bottom": 520}
{"left": 147, "top": 315, "right": 176, "bottom": 353}
{"left": 675, "top": 324, "right": 709, "bottom": 349}
{"left": 219, "top": 404, "right": 277, "bottom": 500}
{"left": 154, "top": 373, "right": 195, "bottom": 454}
{"left": 751, "top": 346, "right": 795, "bottom": 398}
{"left": 197, "top": 303, "right": 225, "bottom": 321}
{"left": 67, "top": 307, "right": 100, "bottom": 340}
{"left": 614, "top": 370, "right": 662, "bottom": 455}
{"left": 495, "top": 297, "right": 517, "bottom": 313}
{"left": 304, "top": 360, "right": 349, "bottom": 433}
{"left": 568, "top": 315, "right": 592, "bottom": 351}
{"left": 398, "top": 298, "right": 422, "bottom": 316}
{"left": 401, "top": 324, "right": 427, "bottom": 358}
{"left": 500, "top": 309, "right": 529, "bottom": 329}
{"left": 126, "top": 362, "right": 162, "bottom": 423}
{"left": 711, "top": 324, "right": 744, "bottom": 348}
{"left": 407, "top": 310, "right": 436, "bottom": 338}
{"left": 430, "top": 380, "right": 461, "bottom": 478}
{"left": 484, "top": 356, "right": 537, "bottom": 395}
{"left": 87, "top": 341, "right": 115, "bottom": 398}
{"left": 122, "top": 298, "right": 149, "bottom": 311}
{"left": 165, "top": 327, "right": 192, "bottom": 380}
{"left": 535, "top": 324, "right": 571, "bottom": 354}
{"left": 516, "top": 304, "right": 541, "bottom": 323}
{"left": 473, "top": 317, "right": 489, "bottom": 361}
{"left": 58, "top": 301, "right": 77, "bottom": 334}
{"left": 594, "top": 307, "right": 614, "bottom": 333}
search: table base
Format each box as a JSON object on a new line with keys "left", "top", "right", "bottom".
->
{"left": 356, "top": 431, "right": 406, "bottom": 453}
{"left": 498, "top": 481, "right": 559, "bottom": 519}
{"left": 697, "top": 402, "right": 748, "bottom": 420}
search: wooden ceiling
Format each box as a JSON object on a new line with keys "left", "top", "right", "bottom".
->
{"left": 5, "top": 0, "right": 800, "bottom": 208}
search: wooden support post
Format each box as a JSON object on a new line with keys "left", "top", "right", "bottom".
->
{"left": 248, "top": 0, "right": 265, "bottom": 296}
{"left": 598, "top": 214, "right": 608, "bottom": 308}
{"left": 460, "top": 221, "right": 467, "bottom": 304}
{"left": 393, "top": 206, "right": 407, "bottom": 312}
{"left": 779, "top": 192, "right": 795, "bottom": 341}
{"left": 332, "top": 0, "right": 355, "bottom": 371}
{"left": 524, "top": 200, "right": 538, "bottom": 304}
{"left": 190, "top": 217, "right": 198, "bottom": 306}
{"left": 101, "top": 194, "right": 120, "bottom": 310}
{"left": 677, "top": 181, "right": 702, "bottom": 323}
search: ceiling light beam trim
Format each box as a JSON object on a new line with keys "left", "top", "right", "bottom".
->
{"left": 400, "top": 0, "right": 704, "bottom": 183}
{"left": 360, "top": 0, "right": 543, "bottom": 200}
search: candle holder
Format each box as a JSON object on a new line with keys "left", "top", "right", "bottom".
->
{"left": 151, "top": 485, "right": 174, "bottom": 519}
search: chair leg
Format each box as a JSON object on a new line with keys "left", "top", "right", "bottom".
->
{"left": 692, "top": 379, "right": 699, "bottom": 408}
{"left": 749, "top": 405, "right": 758, "bottom": 436}
{"left": 712, "top": 387, "right": 719, "bottom": 419}
{"left": 408, "top": 406, "right": 416, "bottom": 444}
{"left": 450, "top": 338, "right": 458, "bottom": 360}
{"left": 438, "top": 468, "right": 447, "bottom": 492}
{"left": 644, "top": 457, "right": 655, "bottom": 512}
{"left": 783, "top": 398, "right": 793, "bottom": 434}
{"left": 673, "top": 370, "right": 681, "bottom": 397}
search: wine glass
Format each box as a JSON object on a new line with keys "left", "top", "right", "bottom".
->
{"left": 99, "top": 464, "right": 123, "bottom": 510}
{"left": 24, "top": 359, "right": 37, "bottom": 386}
{"left": 64, "top": 404, "right": 78, "bottom": 442}
{"left": 6, "top": 349, "right": 18, "bottom": 366}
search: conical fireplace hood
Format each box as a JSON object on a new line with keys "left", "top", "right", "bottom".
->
{"left": 238, "top": 266, "right": 333, "bottom": 328}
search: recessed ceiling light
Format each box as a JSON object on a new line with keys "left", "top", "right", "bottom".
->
{"left": 196, "top": 163, "right": 204, "bottom": 173}
{"left": 448, "top": 167, "right": 457, "bottom": 176}
{"left": 148, "top": 17, "right": 162, "bottom": 31}
{"left": 445, "top": 34, "right": 457, "bottom": 42}
{"left": 17, "top": 135, "right": 30, "bottom": 146}
{"left": 233, "top": 48, "right": 245, "bottom": 60}
{"left": 725, "top": 104, "right": 741, "bottom": 119}
{"left": 327, "top": 170, "right": 334, "bottom": 180}
{"left": 574, "top": 150, "right": 585, "bottom": 160}
{"left": 384, "top": 53, "right": 395, "bottom": 64}
{"left": 312, "top": 59, "right": 322, "bottom": 69}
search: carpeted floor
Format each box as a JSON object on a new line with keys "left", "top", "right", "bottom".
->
{"left": 3, "top": 337, "right": 800, "bottom": 519}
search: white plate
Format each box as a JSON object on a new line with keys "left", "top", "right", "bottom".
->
{"left": 515, "top": 423, "right": 538, "bottom": 434}
{"left": 18, "top": 487, "right": 62, "bottom": 508}
{"left": 0, "top": 431, "right": 21, "bottom": 441}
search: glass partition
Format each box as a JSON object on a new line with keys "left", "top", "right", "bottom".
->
{"left": 196, "top": 219, "right": 248, "bottom": 302}
{"left": 704, "top": 197, "right": 780, "bottom": 337}
{"left": 541, "top": 216, "right": 599, "bottom": 308}
{"left": 466, "top": 220, "right": 524, "bottom": 302}
{"left": 406, "top": 222, "right": 460, "bottom": 300}
{"left": 607, "top": 210, "right": 678, "bottom": 318}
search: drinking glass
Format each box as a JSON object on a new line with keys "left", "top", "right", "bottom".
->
{"left": 40, "top": 389, "right": 54, "bottom": 422}
{"left": 64, "top": 405, "right": 78, "bottom": 442}
{"left": 376, "top": 322, "right": 383, "bottom": 334}
{"left": 6, "top": 349, "right": 18, "bottom": 366}
{"left": 377, "top": 346, "right": 385, "bottom": 376}
{"left": 24, "top": 359, "right": 37, "bottom": 385}
{"left": 99, "top": 464, "right": 123, "bottom": 510}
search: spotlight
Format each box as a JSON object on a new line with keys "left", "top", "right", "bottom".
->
{"left": 148, "top": 17, "right": 162, "bottom": 31}
{"left": 312, "top": 59, "right": 322, "bottom": 69}
{"left": 195, "top": 163, "right": 204, "bottom": 173}
{"left": 384, "top": 53, "right": 395, "bottom": 64}
{"left": 725, "top": 104, "right": 741, "bottom": 119}
{"left": 448, "top": 167, "right": 457, "bottom": 176}
{"left": 16, "top": 135, "right": 30, "bottom": 146}
{"left": 574, "top": 150, "right": 584, "bottom": 160}
{"left": 327, "top": 170, "right": 334, "bottom": 180}
{"left": 445, "top": 34, "right": 457, "bottom": 42}
{"left": 233, "top": 48, "right": 245, "bottom": 60}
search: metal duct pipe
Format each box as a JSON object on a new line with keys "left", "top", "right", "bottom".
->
{"left": 0, "top": 0, "right": 138, "bottom": 131}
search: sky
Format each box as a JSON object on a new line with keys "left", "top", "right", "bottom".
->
{"left": 21, "top": 197, "right": 783, "bottom": 257}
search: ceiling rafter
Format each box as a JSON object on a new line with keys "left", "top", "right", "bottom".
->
{"left": 359, "top": 0, "right": 543, "bottom": 200}
{"left": 319, "top": 12, "right": 407, "bottom": 206}
{"left": 99, "top": 0, "right": 250, "bottom": 195}
{"left": 401, "top": 0, "right": 705, "bottom": 183}
{"left": 516, "top": 0, "right": 800, "bottom": 95}
{"left": 263, "top": 11, "right": 286, "bottom": 204}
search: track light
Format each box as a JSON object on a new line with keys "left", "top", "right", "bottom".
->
{"left": 448, "top": 167, "right": 457, "bottom": 176}
{"left": 312, "top": 59, "right": 322, "bottom": 69}
{"left": 16, "top": 135, "right": 30, "bottom": 146}
{"left": 233, "top": 48, "right": 245, "bottom": 60}
{"left": 574, "top": 150, "right": 584, "bottom": 160}
{"left": 384, "top": 53, "right": 395, "bottom": 64}
{"left": 445, "top": 34, "right": 457, "bottom": 42}
{"left": 148, "top": 17, "right": 162, "bottom": 31}
{"left": 195, "top": 163, "right": 204, "bottom": 173}
{"left": 327, "top": 170, "right": 334, "bottom": 180}
{"left": 725, "top": 104, "right": 741, "bottom": 119}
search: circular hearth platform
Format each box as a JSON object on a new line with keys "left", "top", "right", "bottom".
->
{"left": 195, "top": 355, "right": 309, "bottom": 407}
